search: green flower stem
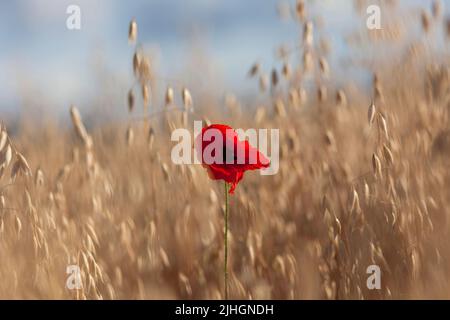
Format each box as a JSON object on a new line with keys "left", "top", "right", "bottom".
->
{"left": 224, "top": 182, "right": 229, "bottom": 300}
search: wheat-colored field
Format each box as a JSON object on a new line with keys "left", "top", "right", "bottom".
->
{"left": 1, "top": 1, "right": 450, "bottom": 299}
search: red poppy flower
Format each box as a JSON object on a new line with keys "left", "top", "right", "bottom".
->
{"left": 195, "top": 124, "right": 270, "bottom": 194}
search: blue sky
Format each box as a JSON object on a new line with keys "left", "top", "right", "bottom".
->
{"left": 0, "top": 0, "right": 447, "bottom": 114}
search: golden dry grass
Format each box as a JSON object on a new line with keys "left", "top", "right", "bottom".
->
{"left": 1, "top": 1, "right": 450, "bottom": 299}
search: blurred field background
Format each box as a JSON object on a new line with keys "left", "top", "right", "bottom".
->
{"left": 1, "top": 0, "right": 450, "bottom": 299}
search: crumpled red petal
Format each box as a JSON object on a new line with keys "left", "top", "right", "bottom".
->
{"left": 196, "top": 124, "right": 270, "bottom": 194}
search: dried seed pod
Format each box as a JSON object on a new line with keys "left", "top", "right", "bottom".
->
{"left": 323, "top": 208, "right": 333, "bottom": 225}
{"left": 70, "top": 106, "right": 93, "bottom": 149}
{"left": 324, "top": 130, "right": 335, "bottom": 149}
{"left": 379, "top": 113, "right": 388, "bottom": 140}
{"left": 248, "top": 62, "right": 260, "bottom": 78}
{"left": 336, "top": 90, "right": 347, "bottom": 107}
{"left": 35, "top": 167, "right": 44, "bottom": 187}
{"left": 126, "top": 126, "right": 134, "bottom": 146}
{"left": 372, "top": 153, "right": 382, "bottom": 178}
{"left": 374, "top": 85, "right": 383, "bottom": 103}
{"left": 132, "top": 52, "right": 141, "bottom": 75}
{"left": 138, "top": 56, "right": 152, "bottom": 81}
{"left": 303, "top": 51, "right": 313, "bottom": 73}
{"left": 296, "top": 0, "right": 305, "bottom": 20}
{"left": 159, "top": 248, "right": 170, "bottom": 268}
{"left": 1, "top": 145, "right": 12, "bottom": 167}
{"left": 161, "top": 163, "right": 170, "bottom": 182}
{"left": 181, "top": 88, "right": 192, "bottom": 110}
{"left": 11, "top": 152, "right": 32, "bottom": 181}
{"left": 141, "top": 84, "right": 150, "bottom": 109}
{"left": 318, "top": 85, "right": 327, "bottom": 102}
{"left": 364, "top": 182, "right": 370, "bottom": 203}
{"left": 411, "top": 248, "right": 421, "bottom": 279}
{"left": 319, "top": 57, "right": 329, "bottom": 77}
{"left": 0, "top": 130, "right": 7, "bottom": 152}
{"left": 276, "top": 45, "right": 290, "bottom": 60}
{"left": 178, "top": 273, "right": 192, "bottom": 296}
{"left": 289, "top": 88, "right": 299, "bottom": 108}
{"left": 351, "top": 188, "right": 361, "bottom": 213}
{"left": 128, "top": 19, "right": 138, "bottom": 43}
{"left": 0, "top": 164, "right": 5, "bottom": 180}
{"left": 383, "top": 144, "right": 394, "bottom": 165}
{"left": 271, "top": 68, "right": 279, "bottom": 88}
{"left": 334, "top": 216, "right": 342, "bottom": 235}
{"left": 127, "top": 89, "right": 135, "bottom": 112}
{"left": 165, "top": 86, "right": 174, "bottom": 106}
{"left": 421, "top": 10, "right": 431, "bottom": 33}
{"left": 15, "top": 215, "right": 22, "bottom": 236}
{"left": 259, "top": 74, "right": 268, "bottom": 92}
{"left": 273, "top": 255, "right": 286, "bottom": 277}
{"left": 368, "top": 102, "right": 376, "bottom": 126}
{"left": 274, "top": 99, "right": 287, "bottom": 118}
{"left": 56, "top": 164, "right": 72, "bottom": 183}
{"left": 303, "top": 21, "right": 314, "bottom": 47}
{"left": 282, "top": 62, "right": 291, "bottom": 79}
{"left": 432, "top": 1, "right": 442, "bottom": 19}
{"left": 148, "top": 126, "right": 155, "bottom": 149}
